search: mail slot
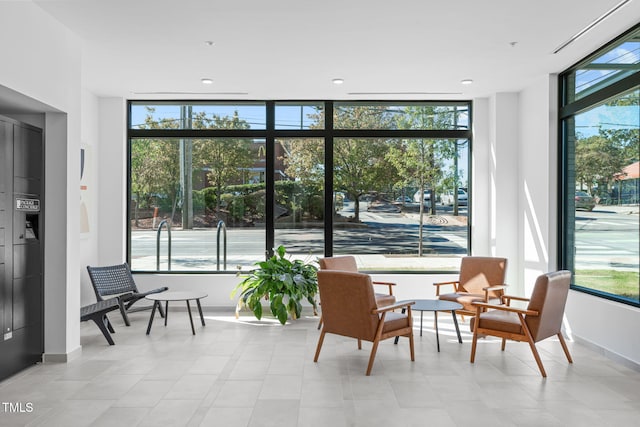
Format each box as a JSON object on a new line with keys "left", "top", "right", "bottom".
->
{"left": 14, "top": 198, "right": 41, "bottom": 242}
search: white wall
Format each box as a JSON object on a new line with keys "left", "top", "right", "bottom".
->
{"left": 79, "top": 96, "right": 128, "bottom": 306}
{"left": 518, "top": 75, "right": 558, "bottom": 292}
{"left": 0, "top": 2, "right": 83, "bottom": 360}
{"left": 472, "top": 93, "right": 521, "bottom": 290}
{"left": 566, "top": 291, "right": 640, "bottom": 367}
{"left": 97, "top": 97, "right": 127, "bottom": 265}
{"left": 79, "top": 90, "right": 100, "bottom": 306}
{"left": 133, "top": 272, "right": 459, "bottom": 310}
{"left": 471, "top": 98, "right": 491, "bottom": 256}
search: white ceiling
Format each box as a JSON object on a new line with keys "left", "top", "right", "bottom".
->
{"left": 33, "top": 0, "right": 640, "bottom": 100}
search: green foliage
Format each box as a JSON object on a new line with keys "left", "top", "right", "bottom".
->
{"left": 192, "top": 190, "right": 205, "bottom": 212}
{"left": 244, "top": 189, "right": 266, "bottom": 216}
{"left": 200, "top": 187, "right": 218, "bottom": 210}
{"left": 307, "top": 195, "right": 324, "bottom": 220}
{"left": 575, "top": 133, "right": 633, "bottom": 194}
{"left": 575, "top": 92, "right": 639, "bottom": 195}
{"left": 226, "top": 183, "right": 266, "bottom": 195}
{"left": 194, "top": 184, "right": 267, "bottom": 225}
{"left": 274, "top": 180, "right": 324, "bottom": 221}
{"left": 231, "top": 246, "right": 318, "bottom": 325}
{"left": 227, "top": 196, "right": 245, "bottom": 224}
{"left": 575, "top": 269, "right": 640, "bottom": 301}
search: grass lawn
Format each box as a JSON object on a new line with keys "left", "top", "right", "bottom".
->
{"left": 574, "top": 269, "right": 639, "bottom": 301}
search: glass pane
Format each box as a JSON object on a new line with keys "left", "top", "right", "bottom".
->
{"left": 130, "top": 102, "right": 266, "bottom": 130}
{"left": 334, "top": 102, "right": 469, "bottom": 130}
{"left": 332, "top": 137, "right": 469, "bottom": 271}
{"left": 566, "top": 26, "right": 640, "bottom": 103}
{"left": 570, "top": 88, "right": 639, "bottom": 303}
{"left": 274, "top": 138, "right": 325, "bottom": 260}
{"left": 129, "top": 137, "right": 266, "bottom": 271}
{"left": 275, "top": 103, "right": 324, "bottom": 130}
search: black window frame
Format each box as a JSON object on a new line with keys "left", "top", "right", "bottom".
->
{"left": 558, "top": 24, "right": 640, "bottom": 308}
{"left": 127, "top": 99, "right": 473, "bottom": 273}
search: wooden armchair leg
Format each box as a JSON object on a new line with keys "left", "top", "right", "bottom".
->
{"left": 520, "top": 314, "right": 546, "bottom": 377}
{"left": 366, "top": 340, "right": 380, "bottom": 376}
{"left": 526, "top": 339, "right": 546, "bottom": 378}
{"left": 314, "top": 330, "right": 326, "bottom": 362}
{"left": 558, "top": 333, "right": 573, "bottom": 363}
{"left": 408, "top": 333, "right": 415, "bottom": 361}
{"left": 501, "top": 338, "right": 506, "bottom": 351}
{"left": 470, "top": 329, "right": 479, "bottom": 363}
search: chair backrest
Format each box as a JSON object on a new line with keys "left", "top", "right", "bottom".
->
{"left": 317, "top": 270, "right": 379, "bottom": 341}
{"left": 319, "top": 256, "right": 358, "bottom": 272}
{"left": 458, "top": 256, "right": 507, "bottom": 297}
{"left": 525, "top": 270, "right": 572, "bottom": 342}
{"left": 86, "top": 263, "right": 138, "bottom": 300}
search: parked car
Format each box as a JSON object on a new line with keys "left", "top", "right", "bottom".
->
{"left": 395, "top": 196, "right": 413, "bottom": 204}
{"left": 441, "top": 188, "right": 468, "bottom": 206}
{"left": 413, "top": 189, "right": 433, "bottom": 206}
{"left": 575, "top": 191, "right": 595, "bottom": 211}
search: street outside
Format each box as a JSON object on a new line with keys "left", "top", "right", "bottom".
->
{"left": 130, "top": 201, "right": 639, "bottom": 274}
{"left": 573, "top": 205, "right": 639, "bottom": 271}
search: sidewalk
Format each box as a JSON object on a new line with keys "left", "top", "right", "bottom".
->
{"left": 594, "top": 204, "right": 639, "bottom": 215}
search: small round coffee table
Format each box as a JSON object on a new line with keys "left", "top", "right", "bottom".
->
{"left": 145, "top": 291, "right": 208, "bottom": 335}
{"left": 394, "top": 299, "right": 463, "bottom": 351}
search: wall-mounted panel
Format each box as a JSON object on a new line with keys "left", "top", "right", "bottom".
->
{"left": 0, "top": 115, "right": 43, "bottom": 381}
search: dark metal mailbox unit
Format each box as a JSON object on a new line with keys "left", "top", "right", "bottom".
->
{"left": 0, "top": 114, "right": 44, "bottom": 381}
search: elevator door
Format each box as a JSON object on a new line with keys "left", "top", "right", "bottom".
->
{"left": 0, "top": 115, "right": 44, "bottom": 381}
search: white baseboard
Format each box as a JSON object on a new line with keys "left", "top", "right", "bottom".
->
{"left": 574, "top": 335, "right": 640, "bottom": 372}
{"left": 42, "top": 345, "right": 82, "bottom": 363}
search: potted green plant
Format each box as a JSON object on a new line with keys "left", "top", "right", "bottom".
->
{"left": 231, "top": 245, "right": 318, "bottom": 325}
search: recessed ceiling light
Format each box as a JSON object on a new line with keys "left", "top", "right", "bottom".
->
{"left": 204, "top": 41, "right": 215, "bottom": 46}
{"left": 332, "top": 78, "right": 344, "bottom": 85}
{"left": 201, "top": 78, "right": 213, "bottom": 85}
{"left": 460, "top": 79, "right": 473, "bottom": 85}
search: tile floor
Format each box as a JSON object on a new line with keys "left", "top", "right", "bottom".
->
{"left": 0, "top": 307, "right": 639, "bottom": 427}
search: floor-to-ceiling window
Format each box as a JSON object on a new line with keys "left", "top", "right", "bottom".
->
{"left": 128, "top": 101, "right": 471, "bottom": 273}
{"left": 560, "top": 25, "right": 640, "bottom": 306}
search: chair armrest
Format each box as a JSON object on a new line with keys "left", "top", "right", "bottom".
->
{"left": 132, "top": 286, "right": 169, "bottom": 298}
{"left": 501, "top": 294, "right": 529, "bottom": 302}
{"left": 483, "top": 285, "right": 507, "bottom": 292}
{"left": 482, "top": 284, "right": 507, "bottom": 301}
{"left": 433, "top": 280, "right": 458, "bottom": 285}
{"left": 373, "top": 281, "right": 396, "bottom": 295}
{"left": 500, "top": 294, "right": 530, "bottom": 306}
{"left": 107, "top": 291, "right": 134, "bottom": 300}
{"left": 373, "top": 300, "right": 415, "bottom": 314}
{"left": 472, "top": 301, "right": 538, "bottom": 316}
{"left": 433, "top": 280, "right": 460, "bottom": 296}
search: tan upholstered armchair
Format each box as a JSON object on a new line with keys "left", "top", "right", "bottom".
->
{"left": 314, "top": 270, "right": 415, "bottom": 376}
{"left": 317, "top": 256, "right": 396, "bottom": 329}
{"left": 434, "top": 256, "right": 507, "bottom": 318}
{"left": 470, "top": 270, "right": 573, "bottom": 377}
{"left": 319, "top": 256, "right": 396, "bottom": 304}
